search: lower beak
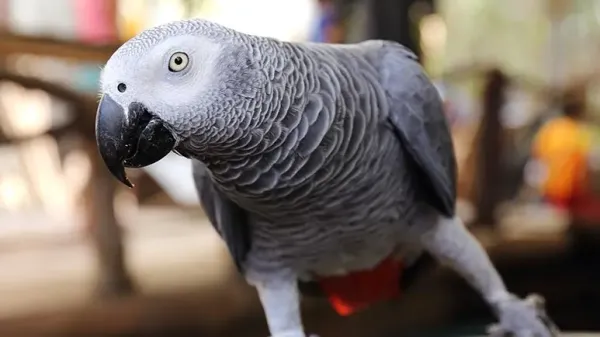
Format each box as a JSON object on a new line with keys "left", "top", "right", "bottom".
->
{"left": 95, "top": 94, "right": 176, "bottom": 187}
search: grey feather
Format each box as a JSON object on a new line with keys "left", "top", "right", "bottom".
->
{"left": 167, "top": 37, "right": 441, "bottom": 275}
{"left": 191, "top": 160, "right": 251, "bottom": 271}
{"left": 380, "top": 43, "right": 457, "bottom": 217}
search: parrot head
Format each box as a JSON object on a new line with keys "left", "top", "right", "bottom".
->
{"left": 95, "top": 19, "right": 261, "bottom": 187}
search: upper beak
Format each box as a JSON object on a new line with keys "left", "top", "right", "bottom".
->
{"left": 95, "top": 94, "right": 176, "bottom": 187}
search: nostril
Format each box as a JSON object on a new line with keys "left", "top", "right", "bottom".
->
{"left": 117, "top": 83, "right": 127, "bottom": 93}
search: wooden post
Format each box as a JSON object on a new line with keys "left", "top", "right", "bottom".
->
{"left": 473, "top": 69, "right": 508, "bottom": 228}
{"left": 83, "top": 139, "right": 136, "bottom": 296}
{"left": 365, "top": 0, "right": 433, "bottom": 61}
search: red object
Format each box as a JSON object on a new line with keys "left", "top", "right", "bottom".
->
{"left": 544, "top": 194, "right": 571, "bottom": 210}
{"left": 317, "top": 257, "right": 402, "bottom": 316}
{"left": 75, "top": 0, "right": 118, "bottom": 44}
{"left": 570, "top": 186, "right": 600, "bottom": 223}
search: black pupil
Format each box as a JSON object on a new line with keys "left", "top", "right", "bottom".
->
{"left": 174, "top": 56, "right": 183, "bottom": 65}
{"left": 117, "top": 83, "right": 127, "bottom": 93}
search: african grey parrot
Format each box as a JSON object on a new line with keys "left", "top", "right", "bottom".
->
{"left": 95, "top": 19, "right": 558, "bottom": 337}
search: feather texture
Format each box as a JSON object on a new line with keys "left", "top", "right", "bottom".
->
{"left": 175, "top": 36, "right": 455, "bottom": 279}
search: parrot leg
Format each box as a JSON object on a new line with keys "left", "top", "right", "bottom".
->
{"left": 248, "top": 271, "right": 311, "bottom": 337}
{"left": 417, "top": 215, "right": 559, "bottom": 337}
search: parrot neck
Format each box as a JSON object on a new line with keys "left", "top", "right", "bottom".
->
{"left": 183, "top": 39, "right": 304, "bottom": 160}
{"left": 178, "top": 39, "right": 319, "bottom": 195}
{"left": 183, "top": 101, "right": 290, "bottom": 161}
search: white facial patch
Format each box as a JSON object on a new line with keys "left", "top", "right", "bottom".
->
{"left": 98, "top": 34, "right": 223, "bottom": 124}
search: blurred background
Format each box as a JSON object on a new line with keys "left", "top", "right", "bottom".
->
{"left": 1, "top": 0, "right": 600, "bottom": 336}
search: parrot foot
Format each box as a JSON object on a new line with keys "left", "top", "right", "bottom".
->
{"left": 486, "top": 294, "right": 559, "bottom": 337}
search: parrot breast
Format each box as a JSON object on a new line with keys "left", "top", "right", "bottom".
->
{"left": 187, "top": 40, "right": 429, "bottom": 313}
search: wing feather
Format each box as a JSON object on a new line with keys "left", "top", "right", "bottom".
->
{"left": 380, "top": 43, "right": 457, "bottom": 217}
{"left": 192, "top": 160, "right": 251, "bottom": 271}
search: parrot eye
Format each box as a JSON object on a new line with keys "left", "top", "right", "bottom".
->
{"left": 168, "top": 52, "right": 189, "bottom": 72}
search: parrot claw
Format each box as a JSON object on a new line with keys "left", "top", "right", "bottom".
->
{"left": 486, "top": 294, "right": 560, "bottom": 337}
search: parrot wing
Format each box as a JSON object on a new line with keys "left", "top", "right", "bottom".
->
{"left": 192, "top": 160, "right": 251, "bottom": 271}
{"left": 381, "top": 43, "right": 457, "bottom": 217}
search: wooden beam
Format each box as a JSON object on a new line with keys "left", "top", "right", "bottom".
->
{"left": 0, "top": 32, "right": 120, "bottom": 63}
{"left": 0, "top": 71, "right": 135, "bottom": 297}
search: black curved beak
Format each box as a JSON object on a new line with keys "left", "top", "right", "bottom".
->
{"left": 95, "top": 94, "right": 176, "bottom": 188}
